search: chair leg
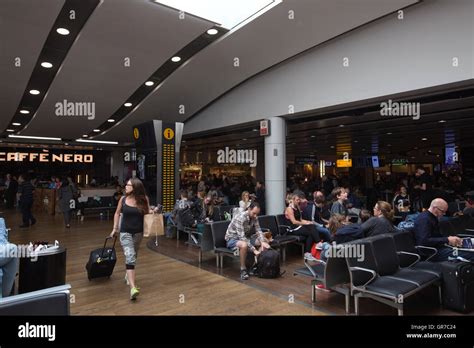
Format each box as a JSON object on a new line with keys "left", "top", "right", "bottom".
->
{"left": 354, "top": 295, "right": 360, "bottom": 315}
{"left": 220, "top": 254, "right": 224, "bottom": 269}
{"left": 438, "top": 285, "right": 443, "bottom": 305}
{"left": 301, "top": 244, "right": 304, "bottom": 256}
{"left": 198, "top": 249, "right": 202, "bottom": 264}
{"left": 398, "top": 307, "right": 404, "bottom": 316}
{"left": 311, "top": 282, "right": 316, "bottom": 303}
{"left": 216, "top": 254, "right": 219, "bottom": 268}
{"left": 282, "top": 247, "right": 286, "bottom": 263}
{"left": 345, "top": 292, "right": 350, "bottom": 314}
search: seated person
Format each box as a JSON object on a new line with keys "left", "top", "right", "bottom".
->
{"left": 330, "top": 187, "right": 348, "bottom": 217}
{"left": 285, "top": 192, "right": 324, "bottom": 261}
{"left": 302, "top": 191, "right": 331, "bottom": 241}
{"left": 112, "top": 185, "right": 123, "bottom": 206}
{"left": 225, "top": 202, "right": 270, "bottom": 280}
{"left": 328, "top": 214, "right": 363, "bottom": 244}
{"left": 197, "top": 194, "right": 219, "bottom": 223}
{"left": 462, "top": 191, "right": 474, "bottom": 216}
{"left": 361, "top": 201, "right": 398, "bottom": 237}
{"left": 0, "top": 220, "right": 18, "bottom": 298}
{"left": 239, "top": 191, "right": 252, "bottom": 212}
{"left": 414, "top": 198, "right": 474, "bottom": 261}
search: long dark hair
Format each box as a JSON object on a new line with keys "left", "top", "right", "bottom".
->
{"left": 127, "top": 178, "right": 149, "bottom": 214}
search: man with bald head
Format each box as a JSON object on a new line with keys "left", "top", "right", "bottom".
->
{"left": 414, "top": 198, "right": 474, "bottom": 261}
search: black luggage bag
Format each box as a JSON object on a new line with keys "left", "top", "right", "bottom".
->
{"left": 441, "top": 260, "right": 474, "bottom": 313}
{"left": 86, "top": 236, "right": 117, "bottom": 280}
{"left": 256, "top": 249, "right": 284, "bottom": 278}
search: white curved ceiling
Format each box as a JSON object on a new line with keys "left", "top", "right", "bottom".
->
{"left": 2, "top": 0, "right": 419, "bottom": 144}
{"left": 0, "top": 0, "right": 65, "bottom": 132}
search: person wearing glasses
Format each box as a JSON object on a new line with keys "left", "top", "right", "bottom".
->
{"left": 414, "top": 198, "right": 474, "bottom": 261}
{"left": 110, "top": 178, "right": 159, "bottom": 300}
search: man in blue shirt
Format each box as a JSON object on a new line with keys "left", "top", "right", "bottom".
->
{"left": 414, "top": 198, "right": 473, "bottom": 261}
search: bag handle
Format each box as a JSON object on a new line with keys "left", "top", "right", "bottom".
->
{"left": 101, "top": 236, "right": 117, "bottom": 258}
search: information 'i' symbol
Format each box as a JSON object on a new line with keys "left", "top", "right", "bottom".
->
{"left": 164, "top": 128, "right": 174, "bottom": 140}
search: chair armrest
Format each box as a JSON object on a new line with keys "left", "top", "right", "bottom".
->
{"left": 349, "top": 266, "right": 377, "bottom": 287}
{"left": 465, "top": 229, "right": 474, "bottom": 232}
{"left": 260, "top": 228, "right": 270, "bottom": 232}
{"left": 0, "top": 284, "right": 71, "bottom": 306}
{"left": 304, "top": 259, "right": 326, "bottom": 278}
{"left": 397, "top": 251, "right": 421, "bottom": 268}
{"left": 458, "top": 234, "right": 474, "bottom": 237}
{"left": 415, "top": 245, "right": 438, "bottom": 261}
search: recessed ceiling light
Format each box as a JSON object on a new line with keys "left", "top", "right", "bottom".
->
{"left": 421, "top": 138, "right": 428, "bottom": 141}
{"left": 12, "top": 123, "right": 21, "bottom": 126}
{"left": 252, "top": 129, "right": 258, "bottom": 132}
{"left": 171, "top": 56, "right": 181, "bottom": 62}
{"left": 439, "top": 120, "right": 446, "bottom": 123}
{"left": 339, "top": 124, "right": 344, "bottom": 127}
{"left": 354, "top": 140, "right": 358, "bottom": 143}
{"left": 330, "top": 146, "right": 335, "bottom": 149}
{"left": 56, "top": 28, "right": 70, "bottom": 35}
{"left": 145, "top": 81, "right": 154, "bottom": 86}
{"left": 41, "top": 62, "right": 53, "bottom": 68}
{"left": 242, "top": 138, "right": 247, "bottom": 141}
{"left": 76, "top": 139, "right": 118, "bottom": 145}
{"left": 82, "top": 134, "right": 88, "bottom": 138}
{"left": 311, "top": 135, "right": 316, "bottom": 138}
{"left": 93, "top": 129, "right": 101, "bottom": 133}
{"left": 207, "top": 28, "right": 218, "bottom": 35}
{"left": 387, "top": 144, "right": 392, "bottom": 147}
{"left": 107, "top": 119, "right": 115, "bottom": 123}
{"left": 387, "top": 132, "right": 392, "bottom": 135}
{"left": 8, "top": 134, "right": 61, "bottom": 141}
{"left": 29, "top": 90, "right": 40, "bottom": 95}
{"left": 6, "top": 129, "right": 14, "bottom": 132}
{"left": 19, "top": 110, "right": 30, "bottom": 114}
{"left": 65, "top": 143, "right": 69, "bottom": 146}
{"left": 124, "top": 103, "right": 132, "bottom": 107}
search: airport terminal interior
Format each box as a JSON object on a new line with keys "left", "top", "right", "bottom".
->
{"left": 1, "top": 0, "right": 474, "bottom": 321}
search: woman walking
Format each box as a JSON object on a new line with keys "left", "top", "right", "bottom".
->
{"left": 110, "top": 178, "right": 157, "bottom": 300}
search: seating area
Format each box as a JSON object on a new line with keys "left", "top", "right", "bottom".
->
{"left": 157, "top": 211, "right": 474, "bottom": 316}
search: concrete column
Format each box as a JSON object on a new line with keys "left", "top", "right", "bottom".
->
{"left": 264, "top": 116, "right": 287, "bottom": 215}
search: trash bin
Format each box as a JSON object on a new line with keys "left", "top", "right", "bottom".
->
{"left": 19, "top": 247, "right": 66, "bottom": 294}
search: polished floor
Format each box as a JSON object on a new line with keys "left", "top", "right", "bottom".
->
{"left": 3, "top": 209, "right": 324, "bottom": 315}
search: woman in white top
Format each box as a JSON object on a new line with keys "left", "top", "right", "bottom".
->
{"left": 239, "top": 191, "right": 251, "bottom": 212}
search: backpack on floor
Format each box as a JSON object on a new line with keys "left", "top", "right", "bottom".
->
{"left": 256, "top": 249, "right": 284, "bottom": 278}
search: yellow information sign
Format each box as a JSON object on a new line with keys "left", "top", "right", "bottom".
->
{"left": 163, "top": 128, "right": 174, "bottom": 140}
{"left": 336, "top": 159, "right": 352, "bottom": 168}
{"left": 133, "top": 128, "right": 140, "bottom": 140}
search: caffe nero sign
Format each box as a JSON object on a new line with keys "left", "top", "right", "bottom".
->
{"left": 0, "top": 151, "right": 93, "bottom": 163}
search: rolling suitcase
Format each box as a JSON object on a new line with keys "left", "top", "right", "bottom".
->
{"left": 85, "top": 236, "right": 117, "bottom": 280}
{"left": 441, "top": 260, "right": 474, "bottom": 313}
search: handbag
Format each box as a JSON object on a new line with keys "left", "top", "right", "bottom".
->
{"left": 143, "top": 212, "right": 164, "bottom": 238}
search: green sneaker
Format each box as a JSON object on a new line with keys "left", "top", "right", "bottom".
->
{"left": 130, "top": 287, "right": 140, "bottom": 300}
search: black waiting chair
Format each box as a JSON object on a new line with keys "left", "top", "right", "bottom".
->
{"left": 257, "top": 215, "right": 299, "bottom": 262}
{"left": 0, "top": 284, "right": 71, "bottom": 316}
{"left": 210, "top": 221, "right": 234, "bottom": 268}
{"left": 275, "top": 214, "right": 306, "bottom": 256}
{"left": 293, "top": 246, "right": 351, "bottom": 313}
{"left": 391, "top": 230, "right": 441, "bottom": 277}
{"left": 345, "top": 234, "right": 441, "bottom": 316}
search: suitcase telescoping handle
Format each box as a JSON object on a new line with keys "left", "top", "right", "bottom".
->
{"left": 101, "top": 236, "right": 117, "bottom": 258}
